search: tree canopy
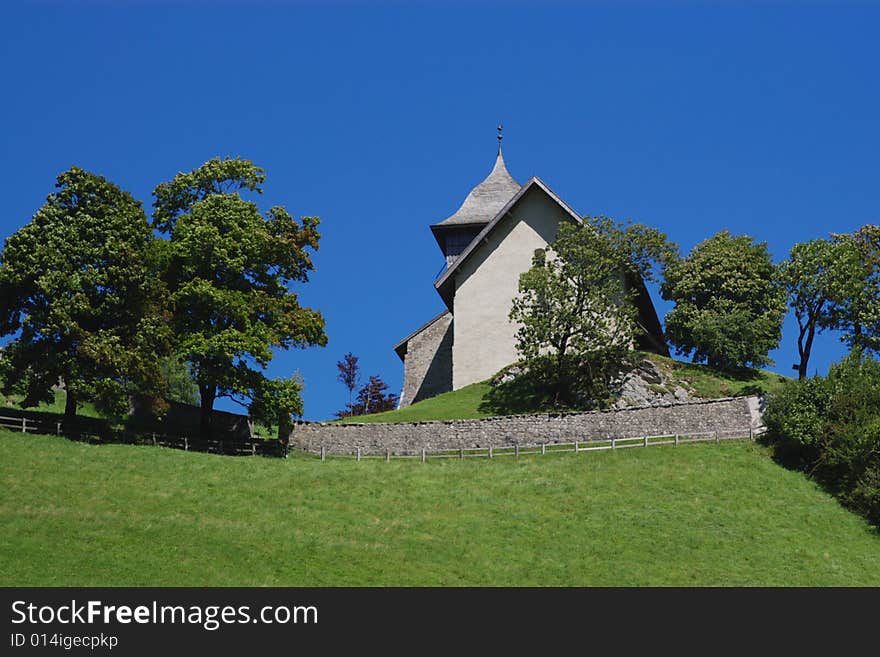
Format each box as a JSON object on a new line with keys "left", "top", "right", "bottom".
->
{"left": 778, "top": 237, "right": 864, "bottom": 379}
{"left": 0, "top": 166, "right": 168, "bottom": 420}
{"left": 507, "top": 216, "right": 675, "bottom": 408}
{"left": 336, "top": 352, "right": 361, "bottom": 414}
{"left": 334, "top": 374, "right": 398, "bottom": 418}
{"left": 832, "top": 225, "right": 880, "bottom": 354}
{"left": 153, "top": 157, "right": 327, "bottom": 436}
{"left": 661, "top": 230, "right": 786, "bottom": 371}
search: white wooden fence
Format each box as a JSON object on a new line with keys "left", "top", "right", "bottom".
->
{"left": 315, "top": 427, "right": 760, "bottom": 462}
{"left": 0, "top": 414, "right": 59, "bottom": 435}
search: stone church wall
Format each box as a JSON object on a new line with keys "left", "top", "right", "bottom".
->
{"left": 399, "top": 312, "right": 453, "bottom": 408}
{"left": 290, "top": 396, "right": 761, "bottom": 454}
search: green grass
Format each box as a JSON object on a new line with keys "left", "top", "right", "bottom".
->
{"left": 339, "top": 381, "right": 494, "bottom": 424}
{"left": 346, "top": 353, "right": 790, "bottom": 424}
{"left": 642, "top": 352, "right": 789, "bottom": 399}
{"left": 2, "top": 429, "right": 878, "bottom": 586}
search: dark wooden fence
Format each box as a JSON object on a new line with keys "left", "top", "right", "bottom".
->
{"left": 0, "top": 413, "right": 286, "bottom": 458}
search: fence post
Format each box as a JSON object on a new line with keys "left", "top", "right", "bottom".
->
{"left": 321, "top": 446, "right": 326, "bottom": 462}
{"left": 459, "top": 448, "right": 464, "bottom": 460}
{"left": 252, "top": 442, "right": 256, "bottom": 456}
{"left": 541, "top": 443, "right": 546, "bottom": 456}
{"left": 356, "top": 447, "right": 361, "bottom": 462}
{"left": 715, "top": 430, "right": 720, "bottom": 445}
{"left": 749, "top": 427, "right": 754, "bottom": 441}
{"left": 184, "top": 437, "right": 189, "bottom": 451}
{"left": 56, "top": 421, "right": 61, "bottom": 436}
{"left": 612, "top": 438, "right": 616, "bottom": 450}
{"left": 152, "top": 433, "right": 157, "bottom": 447}
{"left": 421, "top": 448, "right": 426, "bottom": 464}
{"left": 644, "top": 436, "right": 648, "bottom": 448}
{"left": 574, "top": 440, "right": 578, "bottom": 453}
{"left": 488, "top": 446, "right": 493, "bottom": 459}
{"left": 515, "top": 444, "right": 519, "bottom": 459}
{"left": 674, "top": 434, "right": 679, "bottom": 447}
{"left": 21, "top": 417, "right": 26, "bottom": 433}
{"left": 386, "top": 448, "right": 391, "bottom": 463}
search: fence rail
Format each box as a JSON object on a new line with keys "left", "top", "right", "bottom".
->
{"left": 0, "top": 414, "right": 286, "bottom": 458}
{"left": 314, "top": 427, "right": 760, "bottom": 463}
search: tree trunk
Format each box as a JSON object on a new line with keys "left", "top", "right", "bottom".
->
{"left": 554, "top": 344, "right": 569, "bottom": 407}
{"left": 199, "top": 384, "right": 216, "bottom": 440}
{"left": 797, "top": 314, "right": 819, "bottom": 381}
{"left": 278, "top": 411, "right": 291, "bottom": 454}
{"left": 797, "top": 327, "right": 815, "bottom": 381}
{"left": 63, "top": 388, "right": 77, "bottom": 424}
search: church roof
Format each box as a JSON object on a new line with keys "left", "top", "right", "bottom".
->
{"left": 392, "top": 309, "right": 451, "bottom": 360}
{"left": 432, "top": 149, "right": 521, "bottom": 228}
{"left": 434, "top": 176, "right": 583, "bottom": 309}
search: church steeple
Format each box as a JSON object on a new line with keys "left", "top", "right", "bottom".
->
{"left": 430, "top": 131, "right": 523, "bottom": 265}
{"left": 433, "top": 134, "right": 520, "bottom": 228}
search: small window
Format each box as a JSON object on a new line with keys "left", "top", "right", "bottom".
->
{"left": 445, "top": 231, "right": 474, "bottom": 257}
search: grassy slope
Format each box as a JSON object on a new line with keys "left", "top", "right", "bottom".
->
{"left": 641, "top": 352, "right": 789, "bottom": 399}
{"left": 345, "top": 353, "right": 789, "bottom": 424}
{"left": 342, "top": 382, "right": 494, "bottom": 424}
{"left": 2, "top": 430, "right": 878, "bottom": 586}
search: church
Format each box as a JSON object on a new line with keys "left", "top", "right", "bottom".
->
{"left": 394, "top": 131, "right": 667, "bottom": 408}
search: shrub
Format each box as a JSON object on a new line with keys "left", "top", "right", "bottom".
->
{"left": 764, "top": 350, "right": 880, "bottom": 525}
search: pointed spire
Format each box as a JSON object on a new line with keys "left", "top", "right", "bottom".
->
{"left": 433, "top": 129, "right": 521, "bottom": 227}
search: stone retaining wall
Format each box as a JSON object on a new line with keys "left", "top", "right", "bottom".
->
{"left": 290, "top": 396, "right": 763, "bottom": 455}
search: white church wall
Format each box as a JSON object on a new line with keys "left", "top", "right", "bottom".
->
{"left": 452, "top": 187, "right": 567, "bottom": 389}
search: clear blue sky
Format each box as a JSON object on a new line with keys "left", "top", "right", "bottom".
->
{"left": 1, "top": 2, "right": 877, "bottom": 420}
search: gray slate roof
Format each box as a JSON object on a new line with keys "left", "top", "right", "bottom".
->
{"left": 434, "top": 150, "right": 521, "bottom": 227}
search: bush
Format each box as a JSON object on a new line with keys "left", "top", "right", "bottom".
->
{"left": 481, "top": 350, "right": 637, "bottom": 415}
{"left": 764, "top": 350, "right": 880, "bottom": 526}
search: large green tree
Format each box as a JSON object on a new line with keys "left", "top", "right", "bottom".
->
{"left": 152, "top": 157, "right": 327, "bottom": 437}
{"left": 779, "top": 237, "right": 864, "bottom": 379}
{"left": 0, "top": 167, "right": 168, "bottom": 422}
{"left": 509, "top": 216, "right": 675, "bottom": 408}
{"left": 832, "top": 225, "right": 880, "bottom": 353}
{"left": 661, "top": 230, "right": 786, "bottom": 371}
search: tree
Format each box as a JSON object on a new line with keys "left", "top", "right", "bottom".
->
{"left": 159, "top": 356, "right": 199, "bottom": 406}
{"left": 832, "top": 225, "right": 880, "bottom": 354}
{"left": 661, "top": 230, "right": 786, "bottom": 371}
{"left": 336, "top": 352, "right": 361, "bottom": 416}
{"left": 509, "top": 216, "right": 676, "bottom": 408}
{"left": 778, "top": 237, "right": 864, "bottom": 379}
{"left": 355, "top": 375, "right": 399, "bottom": 416}
{"left": 153, "top": 157, "right": 327, "bottom": 437}
{"left": 0, "top": 166, "right": 168, "bottom": 422}
{"left": 334, "top": 374, "right": 398, "bottom": 418}
{"left": 249, "top": 375, "right": 305, "bottom": 443}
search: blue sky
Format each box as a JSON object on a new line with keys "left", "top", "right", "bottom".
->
{"left": 1, "top": 2, "right": 877, "bottom": 420}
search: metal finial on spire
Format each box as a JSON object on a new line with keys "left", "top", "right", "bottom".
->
{"left": 497, "top": 124, "right": 503, "bottom": 154}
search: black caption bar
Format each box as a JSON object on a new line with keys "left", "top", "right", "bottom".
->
{"left": 1, "top": 588, "right": 874, "bottom": 654}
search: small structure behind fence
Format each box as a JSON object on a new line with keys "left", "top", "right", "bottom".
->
{"left": 0, "top": 414, "right": 286, "bottom": 458}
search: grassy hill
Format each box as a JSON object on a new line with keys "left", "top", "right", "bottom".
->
{"left": 2, "top": 429, "right": 878, "bottom": 586}
{"left": 345, "top": 353, "right": 789, "bottom": 424}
